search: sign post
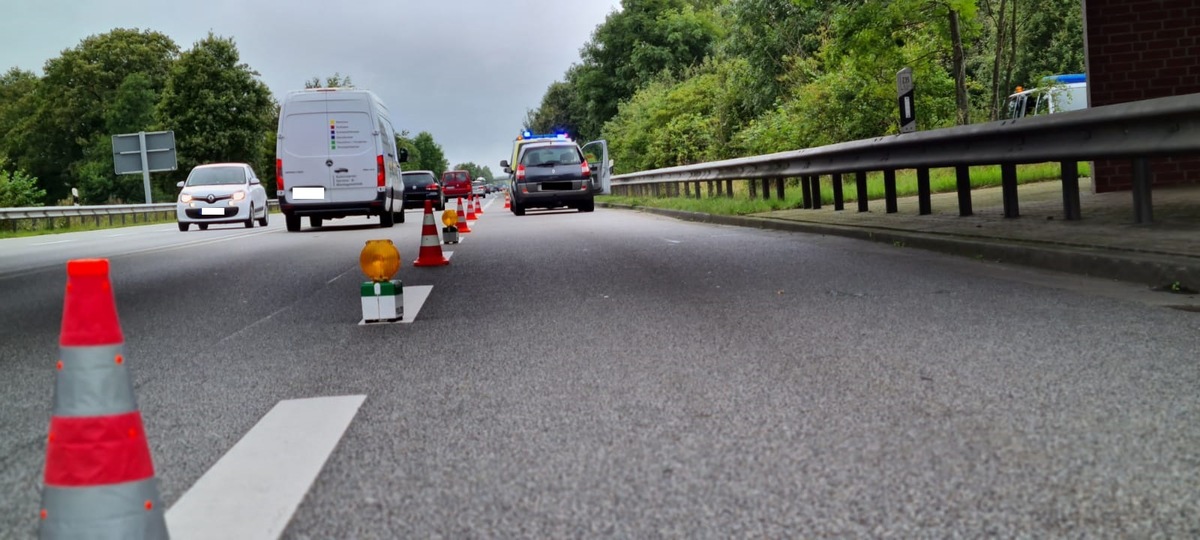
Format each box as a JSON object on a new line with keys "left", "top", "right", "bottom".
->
{"left": 897, "top": 68, "right": 916, "bottom": 134}
{"left": 112, "top": 131, "right": 177, "bottom": 204}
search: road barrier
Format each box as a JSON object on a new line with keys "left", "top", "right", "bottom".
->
{"left": 609, "top": 93, "right": 1200, "bottom": 224}
{"left": 0, "top": 200, "right": 281, "bottom": 233}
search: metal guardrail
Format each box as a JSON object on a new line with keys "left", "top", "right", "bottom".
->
{"left": 610, "top": 93, "right": 1200, "bottom": 223}
{"left": 0, "top": 200, "right": 280, "bottom": 232}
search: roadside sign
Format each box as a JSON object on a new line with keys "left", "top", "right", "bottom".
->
{"left": 113, "top": 131, "right": 177, "bottom": 204}
{"left": 897, "top": 68, "right": 916, "bottom": 134}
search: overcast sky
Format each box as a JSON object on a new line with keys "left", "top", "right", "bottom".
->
{"left": 1, "top": 0, "right": 621, "bottom": 170}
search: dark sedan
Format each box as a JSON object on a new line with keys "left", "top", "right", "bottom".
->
{"left": 401, "top": 171, "right": 444, "bottom": 211}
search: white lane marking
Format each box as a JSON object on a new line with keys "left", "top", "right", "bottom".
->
{"left": 443, "top": 251, "right": 453, "bottom": 260}
{"left": 165, "top": 395, "right": 366, "bottom": 540}
{"left": 30, "top": 239, "right": 71, "bottom": 246}
{"left": 663, "top": 238, "right": 682, "bottom": 244}
{"left": 358, "top": 284, "right": 432, "bottom": 325}
{"left": 105, "top": 233, "right": 130, "bottom": 238}
{"left": 325, "top": 267, "right": 354, "bottom": 285}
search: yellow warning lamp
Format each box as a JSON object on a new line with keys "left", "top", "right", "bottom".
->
{"left": 441, "top": 209, "right": 458, "bottom": 227}
{"left": 359, "top": 239, "right": 400, "bottom": 282}
{"left": 1015, "top": 86, "right": 1024, "bottom": 93}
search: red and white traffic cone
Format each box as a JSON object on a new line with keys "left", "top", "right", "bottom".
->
{"left": 455, "top": 197, "right": 472, "bottom": 234}
{"left": 413, "top": 200, "right": 450, "bottom": 267}
{"left": 40, "top": 259, "right": 168, "bottom": 538}
{"left": 503, "top": 193, "right": 511, "bottom": 209}
{"left": 474, "top": 194, "right": 484, "bottom": 215}
{"left": 466, "top": 195, "right": 478, "bottom": 221}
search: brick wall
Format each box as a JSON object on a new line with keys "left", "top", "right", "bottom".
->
{"left": 1084, "top": 0, "right": 1200, "bottom": 192}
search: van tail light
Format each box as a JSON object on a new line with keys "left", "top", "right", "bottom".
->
{"left": 377, "top": 155, "right": 385, "bottom": 187}
{"left": 516, "top": 164, "right": 526, "bottom": 181}
{"left": 276, "top": 159, "right": 284, "bottom": 190}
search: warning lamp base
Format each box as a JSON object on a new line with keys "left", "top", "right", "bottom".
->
{"left": 360, "top": 280, "right": 403, "bottom": 323}
{"left": 442, "top": 226, "right": 459, "bottom": 244}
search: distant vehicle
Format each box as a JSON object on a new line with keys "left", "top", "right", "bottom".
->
{"left": 176, "top": 163, "right": 269, "bottom": 231}
{"left": 275, "top": 88, "right": 407, "bottom": 232}
{"left": 506, "top": 130, "right": 612, "bottom": 194}
{"left": 472, "top": 180, "right": 487, "bottom": 197}
{"left": 401, "top": 170, "right": 444, "bottom": 210}
{"left": 504, "top": 140, "right": 596, "bottom": 215}
{"left": 442, "top": 170, "right": 472, "bottom": 200}
{"left": 1005, "top": 73, "right": 1087, "bottom": 120}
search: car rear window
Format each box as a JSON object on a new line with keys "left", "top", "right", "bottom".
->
{"left": 403, "top": 174, "right": 436, "bottom": 187}
{"left": 521, "top": 146, "right": 582, "bottom": 167}
{"left": 186, "top": 167, "right": 246, "bottom": 186}
{"left": 443, "top": 172, "right": 467, "bottom": 183}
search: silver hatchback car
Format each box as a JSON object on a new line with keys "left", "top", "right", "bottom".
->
{"left": 176, "top": 163, "right": 270, "bottom": 231}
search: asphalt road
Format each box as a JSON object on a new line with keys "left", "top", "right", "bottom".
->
{"left": 2, "top": 196, "right": 1198, "bottom": 537}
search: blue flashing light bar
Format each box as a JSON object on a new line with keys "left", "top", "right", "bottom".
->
{"left": 517, "top": 130, "right": 571, "bottom": 141}
{"left": 1042, "top": 73, "right": 1086, "bottom": 84}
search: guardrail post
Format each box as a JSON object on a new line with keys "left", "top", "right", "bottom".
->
{"left": 811, "top": 176, "right": 822, "bottom": 209}
{"left": 706, "top": 181, "right": 714, "bottom": 198}
{"left": 855, "top": 171, "right": 869, "bottom": 212}
{"left": 1132, "top": 157, "right": 1153, "bottom": 224}
{"left": 694, "top": 181, "right": 702, "bottom": 199}
{"left": 775, "top": 177, "right": 785, "bottom": 200}
{"left": 800, "top": 177, "right": 812, "bottom": 209}
{"left": 832, "top": 173, "right": 844, "bottom": 211}
{"left": 917, "top": 167, "right": 931, "bottom": 215}
{"left": 715, "top": 180, "right": 723, "bottom": 197}
{"left": 725, "top": 180, "right": 733, "bottom": 198}
{"left": 759, "top": 178, "right": 769, "bottom": 200}
{"left": 1001, "top": 163, "right": 1019, "bottom": 218}
{"left": 1061, "top": 161, "right": 1081, "bottom": 220}
{"left": 955, "top": 165, "right": 972, "bottom": 217}
{"left": 884, "top": 169, "right": 898, "bottom": 213}
{"left": 748, "top": 178, "right": 757, "bottom": 199}
{"left": 684, "top": 181, "right": 692, "bottom": 198}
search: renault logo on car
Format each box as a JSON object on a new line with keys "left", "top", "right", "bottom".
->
{"left": 206, "top": 194, "right": 216, "bottom": 203}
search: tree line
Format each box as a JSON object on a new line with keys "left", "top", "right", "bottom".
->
{"left": 524, "top": 0, "right": 1085, "bottom": 175}
{"left": 0, "top": 29, "right": 458, "bottom": 206}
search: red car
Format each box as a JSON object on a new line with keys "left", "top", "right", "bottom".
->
{"left": 441, "top": 170, "right": 472, "bottom": 200}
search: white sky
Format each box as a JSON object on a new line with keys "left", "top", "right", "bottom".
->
{"left": 0, "top": 0, "right": 621, "bottom": 169}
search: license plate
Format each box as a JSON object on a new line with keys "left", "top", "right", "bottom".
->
{"left": 293, "top": 187, "right": 325, "bottom": 200}
{"left": 201, "top": 208, "right": 224, "bottom": 216}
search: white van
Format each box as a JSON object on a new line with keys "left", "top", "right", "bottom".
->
{"left": 276, "top": 88, "right": 407, "bottom": 232}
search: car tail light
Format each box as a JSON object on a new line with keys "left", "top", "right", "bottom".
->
{"left": 516, "top": 164, "right": 526, "bottom": 181}
{"left": 276, "top": 159, "right": 284, "bottom": 190}
{"left": 376, "top": 155, "right": 385, "bottom": 187}
{"left": 427, "top": 183, "right": 439, "bottom": 190}
{"left": 581, "top": 160, "right": 591, "bottom": 178}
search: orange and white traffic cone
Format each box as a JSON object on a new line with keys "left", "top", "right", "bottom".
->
{"left": 503, "top": 193, "right": 511, "bottom": 209}
{"left": 474, "top": 194, "right": 484, "bottom": 215}
{"left": 40, "top": 259, "right": 168, "bottom": 538}
{"left": 466, "top": 195, "right": 478, "bottom": 221}
{"left": 455, "top": 197, "right": 472, "bottom": 233}
{"left": 413, "top": 200, "right": 450, "bottom": 267}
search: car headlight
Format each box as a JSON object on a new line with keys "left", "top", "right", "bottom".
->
{"left": 231, "top": 191, "right": 247, "bottom": 201}
{"left": 180, "top": 193, "right": 192, "bottom": 203}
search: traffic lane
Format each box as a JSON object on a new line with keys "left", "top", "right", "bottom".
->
{"left": 0, "top": 214, "right": 443, "bottom": 535}
{"left": 0, "top": 219, "right": 282, "bottom": 278}
{"left": 285, "top": 207, "right": 1200, "bottom": 536}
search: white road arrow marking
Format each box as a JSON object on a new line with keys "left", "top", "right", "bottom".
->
{"left": 165, "top": 394, "right": 366, "bottom": 539}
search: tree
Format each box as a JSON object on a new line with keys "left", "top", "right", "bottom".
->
{"left": 411, "top": 132, "right": 448, "bottom": 178}
{"left": 305, "top": 72, "right": 353, "bottom": 88}
{"left": 10, "top": 29, "right": 178, "bottom": 203}
{"left": 452, "top": 162, "right": 494, "bottom": 182}
{"left": 157, "top": 33, "right": 275, "bottom": 194}
{"left": 395, "top": 131, "right": 421, "bottom": 169}
{"left": 0, "top": 157, "right": 45, "bottom": 207}
{"left": 75, "top": 72, "right": 162, "bottom": 203}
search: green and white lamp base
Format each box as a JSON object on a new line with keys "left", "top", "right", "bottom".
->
{"left": 361, "top": 280, "right": 403, "bottom": 323}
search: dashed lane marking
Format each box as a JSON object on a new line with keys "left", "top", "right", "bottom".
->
{"left": 165, "top": 395, "right": 367, "bottom": 540}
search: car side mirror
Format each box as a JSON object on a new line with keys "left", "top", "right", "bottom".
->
{"left": 250, "top": 177, "right": 261, "bottom": 185}
{"left": 176, "top": 181, "right": 185, "bottom": 188}
{"left": 398, "top": 148, "right": 409, "bottom": 163}
{"left": 503, "top": 167, "right": 511, "bottom": 174}
{"left": 500, "top": 160, "right": 509, "bottom": 169}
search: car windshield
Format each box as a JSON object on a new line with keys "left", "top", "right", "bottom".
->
{"left": 522, "top": 147, "right": 581, "bottom": 167}
{"left": 186, "top": 167, "right": 246, "bottom": 186}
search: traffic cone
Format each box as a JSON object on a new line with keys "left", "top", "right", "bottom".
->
{"left": 466, "top": 195, "right": 478, "bottom": 221}
{"left": 503, "top": 193, "right": 511, "bottom": 209}
{"left": 455, "top": 197, "right": 472, "bottom": 233}
{"left": 413, "top": 200, "right": 450, "bottom": 267}
{"left": 40, "top": 259, "right": 168, "bottom": 538}
{"left": 474, "top": 194, "right": 484, "bottom": 215}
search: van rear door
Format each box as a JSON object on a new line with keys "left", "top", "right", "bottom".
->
{"left": 326, "top": 95, "right": 377, "bottom": 196}
{"left": 279, "top": 99, "right": 332, "bottom": 199}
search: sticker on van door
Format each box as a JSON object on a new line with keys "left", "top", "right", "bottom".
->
{"left": 329, "top": 118, "right": 369, "bottom": 152}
